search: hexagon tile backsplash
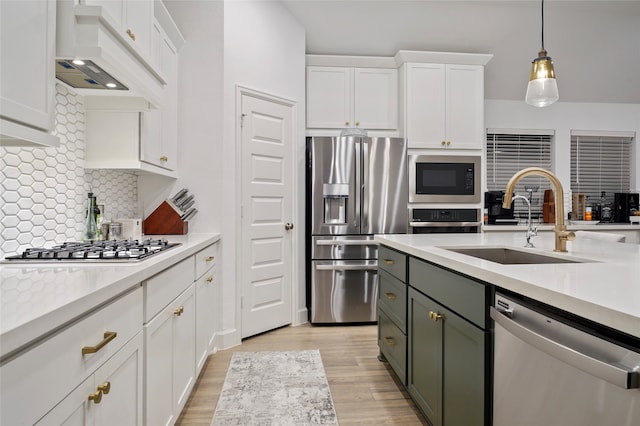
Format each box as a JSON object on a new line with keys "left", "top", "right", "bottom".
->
{"left": 0, "top": 84, "right": 137, "bottom": 256}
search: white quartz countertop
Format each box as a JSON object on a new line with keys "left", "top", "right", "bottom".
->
{"left": 0, "top": 233, "right": 220, "bottom": 359}
{"left": 374, "top": 232, "right": 640, "bottom": 339}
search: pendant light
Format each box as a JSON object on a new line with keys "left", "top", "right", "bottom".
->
{"left": 525, "top": 0, "right": 559, "bottom": 107}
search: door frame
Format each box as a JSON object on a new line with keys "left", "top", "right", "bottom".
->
{"left": 235, "top": 85, "right": 300, "bottom": 338}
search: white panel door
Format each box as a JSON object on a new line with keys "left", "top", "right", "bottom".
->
{"left": 241, "top": 92, "right": 294, "bottom": 338}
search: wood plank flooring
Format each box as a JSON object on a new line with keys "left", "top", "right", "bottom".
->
{"left": 176, "top": 324, "right": 427, "bottom": 425}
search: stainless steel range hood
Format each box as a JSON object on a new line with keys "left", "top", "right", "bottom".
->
{"left": 55, "top": 59, "right": 128, "bottom": 91}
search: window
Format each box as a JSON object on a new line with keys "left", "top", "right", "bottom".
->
{"left": 570, "top": 131, "right": 635, "bottom": 208}
{"left": 486, "top": 130, "right": 554, "bottom": 220}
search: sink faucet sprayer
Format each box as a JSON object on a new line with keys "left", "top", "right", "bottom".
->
{"left": 503, "top": 167, "right": 575, "bottom": 252}
{"left": 512, "top": 194, "right": 537, "bottom": 248}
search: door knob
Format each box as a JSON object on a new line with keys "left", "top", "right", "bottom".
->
{"left": 285, "top": 223, "right": 294, "bottom": 230}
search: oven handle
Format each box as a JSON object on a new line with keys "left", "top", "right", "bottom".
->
{"left": 315, "top": 264, "right": 378, "bottom": 272}
{"left": 490, "top": 306, "right": 640, "bottom": 390}
{"left": 315, "top": 239, "right": 378, "bottom": 246}
{"left": 409, "top": 221, "right": 482, "bottom": 227}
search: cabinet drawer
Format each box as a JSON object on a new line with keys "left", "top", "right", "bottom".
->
{"left": 144, "top": 256, "right": 194, "bottom": 322}
{"left": 0, "top": 287, "right": 142, "bottom": 426}
{"left": 378, "top": 269, "right": 406, "bottom": 332}
{"left": 378, "top": 245, "right": 407, "bottom": 281}
{"left": 195, "top": 243, "right": 218, "bottom": 280}
{"left": 409, "top": 258, "right": 488, "bottom": 329}
{"left": 378, "top": 310, "right": 407, "bottom": 385}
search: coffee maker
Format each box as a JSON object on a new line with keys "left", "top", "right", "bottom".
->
{"left": 485, "top": 191, "right": 517, "bottom": 225}
{"left": 613, "top": 193, "right": 639, "bottom": 223}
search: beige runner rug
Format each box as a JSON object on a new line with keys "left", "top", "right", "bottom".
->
{"left": 211, "top": 349, "right": 339, "bottom": 425}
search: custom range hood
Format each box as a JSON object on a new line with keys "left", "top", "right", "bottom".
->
{"left": 55, "top": 0, "right": 165, "bottom": 106}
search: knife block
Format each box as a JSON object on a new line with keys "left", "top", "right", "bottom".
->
{"left": 143, "top": 201, "right": 188, "bottom": 235}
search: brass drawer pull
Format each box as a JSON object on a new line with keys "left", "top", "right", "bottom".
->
{"left": 384, "top": 337, "right": 397, "bottom": 347}
{"left": 88, "top": 389, "right": 103, "bottom": 404}
{"left": 82, "top": 331, "right": 117, "bottom": 355}
{"left": 126, "top": 29, "right": 136, "bottom": 41}
{"left": 160, "top": 155, "right": 168, "bottom": 162}
{"left": 384, "top": 259, "right": 395, "bottom": 266}
{"left": 205, "top": 256, "right": 215, "bottom": 262}
{"left": 206, "top": 276, "right": 214, "bottom": 283}
{"left": 98, "top": 381, "right": 111, "bottom": 395}
{"left": 429, "top": 311, "right": 444, "bottom": 322}
{"left": 384, "top": 292, "right": 397, "bottom": 301}
{"left": 174, "top": 306, "right": 184, "bottom": 316}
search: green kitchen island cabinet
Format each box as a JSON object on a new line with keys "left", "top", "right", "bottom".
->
{"left": 387, "top": 254, "right": 492, "bottom": 426}
{"left": 377, "top": 245, "right": 408, "bottom": 384}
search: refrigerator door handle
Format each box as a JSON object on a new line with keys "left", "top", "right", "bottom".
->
{"left": 315, "top": 239, "right": 378, "bottom": 246}
{"left": 354, "top": 139, "right": 361, "bottom": 229}
{"left": 361, "top": 138, "right": 369, "bottom": 229}
{"left": 315, "top": 264, "right": 379, "bottom": 272}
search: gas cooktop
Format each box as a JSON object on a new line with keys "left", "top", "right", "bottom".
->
{"left": 2, "top": 239, "right": 181, "bottom": 263}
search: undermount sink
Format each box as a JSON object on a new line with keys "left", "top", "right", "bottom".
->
{"left": 443, "top": 247, "right": 589, "bottom": 265}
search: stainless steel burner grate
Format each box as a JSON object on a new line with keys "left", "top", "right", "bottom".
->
{"left": 3, "top": 240, "right": 181, "bottom": 263}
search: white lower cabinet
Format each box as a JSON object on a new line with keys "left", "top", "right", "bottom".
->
{"left": 37, "top": 333, "right": 144, "bottom": 426}
{"left": 145, "top": 284, "right": 196, "bottom": 426}
{"left": 0, "top": 287, "right": 143, "bottom": 425}
{"left": 195, "top": 243, "right": 219, "bottom": 372}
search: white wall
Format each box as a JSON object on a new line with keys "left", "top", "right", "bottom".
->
{"left": 485, "top": 100, "right": 640, "bottom": 210}
{"left": 222, "top": 0, "right": 306, "bottom": 345}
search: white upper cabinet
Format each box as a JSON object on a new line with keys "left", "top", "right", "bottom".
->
{"left": 404, "top": 63, "right": 484, "bottom": 149}
{"left": 306, "top": 66, "right": 398, "bottom": 131}
{"left": 83, "top": 0, "right": 153, "bottom": 63}
{"left": 0, "top": 0, "right": 59, "bottom": 147}
{"left": 141, "top": 19, "right": 178, "bottom": 171}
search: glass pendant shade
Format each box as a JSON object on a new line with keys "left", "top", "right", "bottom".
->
{"left": 525, "top": 49, "right": 559, "bottom": 107}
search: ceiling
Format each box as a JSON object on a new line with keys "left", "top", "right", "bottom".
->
{"left": 281, "top": 0, "right": 640, "bottom": 104}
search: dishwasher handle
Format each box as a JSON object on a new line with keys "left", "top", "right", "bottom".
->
{"left": 490, "top": 306, "right": 640, "bottom": 390}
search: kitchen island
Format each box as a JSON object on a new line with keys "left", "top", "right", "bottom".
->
{"left": 375, "top": 232, "right": 640, "bottom": 338}
{"left": 375, "top": 231, "right": 640, "bottom": 426}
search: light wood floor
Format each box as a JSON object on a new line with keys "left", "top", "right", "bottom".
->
{"left": 176, "top": 323, "right": 427, "bottom": 425}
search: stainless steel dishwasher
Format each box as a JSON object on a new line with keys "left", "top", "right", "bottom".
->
{"left": 491, "top": 292, "right": 640, "bottom": 425}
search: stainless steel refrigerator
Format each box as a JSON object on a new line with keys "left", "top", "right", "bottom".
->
{"left": 306, "top": 136, "right": 407, "bottom": 323}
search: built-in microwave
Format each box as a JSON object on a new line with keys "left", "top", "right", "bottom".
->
{"left": 408, "top": 154, "right": 481, "bottom": 203}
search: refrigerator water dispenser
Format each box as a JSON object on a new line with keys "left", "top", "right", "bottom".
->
{"left": 323, "top": 183, "right": 348, "bottom": 224}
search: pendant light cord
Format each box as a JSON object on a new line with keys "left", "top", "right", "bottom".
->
{"left": 541, "top": 0, "right": 545, "bottom": 50}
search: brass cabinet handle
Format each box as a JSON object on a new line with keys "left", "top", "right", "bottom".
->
{"left": 174, "top": 306, "right": 184, "bottom": 316}
{"left": 384, "top": 337, "right": 396, "bottom": 347}
{"left": 384, "top": 292, "right": 397, "bottom": 301}
{"left": 88, "top": 389, "right": 103, "bottom": 404}
{"left": 446, "top": 141, "right": 451, "bottom": 146}
{"left": 384, "top": 259, "right": 395, "bottom": 266}
{"left": 429, "top": 311, "right": 444, "bottom": 322}
{"left": 205, "top": 256, "right": 215, "bottom": 262}
{"left": 206, "top": 276, "right": 214, "bottom": 283}
{"left": 82, "top": 331, "right": 117, "bottom": 355}
{"left": 355, "top": 121, "right": 360, "bottom": 126}
{"left": 441, "top": 140, "right": 446, "bottom": 146}
{"left": 97, "top": 381, "right": 111, "bottom": 395}
{"left": 160, "top": 156, "right": 168, "bottom": 162}
{"left": 126, "top": 29, "right": 136, "bottom": 41}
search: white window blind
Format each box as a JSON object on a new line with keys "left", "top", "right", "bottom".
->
{"left": 570, "top": 132, "right": 634, "bottom": 206}
{"left": 486, "top": 130, "right": 554, "bottom": 219}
